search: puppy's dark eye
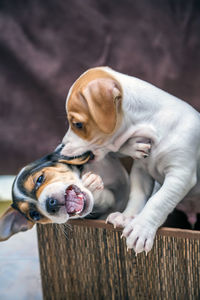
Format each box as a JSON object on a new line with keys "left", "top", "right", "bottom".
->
{"left": 29, "top": 210, "right": 41, "bottom": 221}
{"left": 73, "top": 122, "right": 83, "bottom": 129}
{"left": 35, "top": 174, "right": 44, "bottom": 189}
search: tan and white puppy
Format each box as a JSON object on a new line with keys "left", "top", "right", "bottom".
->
{"left": 0, "top": 149, "right": 129, "bottom": 241}
{"left": 61, "top": 67, "right": 200, "bottom": 254}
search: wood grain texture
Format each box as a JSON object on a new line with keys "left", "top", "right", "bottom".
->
{"left": 37, "top": 220, "right": 200, "bottom": 300}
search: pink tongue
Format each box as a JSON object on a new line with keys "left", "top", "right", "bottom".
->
{"left": 65, "top": 189, "right": 84, "bottom": 214}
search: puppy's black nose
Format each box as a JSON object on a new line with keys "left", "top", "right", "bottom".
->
{"left": 46, "top": 197, "right": 60, "bottom": 214}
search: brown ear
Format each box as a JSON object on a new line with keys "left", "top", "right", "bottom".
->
{"left": 0, "top": 206, "right": 34, "bottom": 241}
{"left": 82, "top": 78, "right": 122, "bottom": 134}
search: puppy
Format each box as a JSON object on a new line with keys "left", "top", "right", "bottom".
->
{"left": 61, "top": 66, "right": 200, "bottom": 254}
{"left": 0, "top": 149, "right": 130, "bottom": 241}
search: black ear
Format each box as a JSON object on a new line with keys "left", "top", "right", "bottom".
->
{"left": 0, "top": 206, "right": 35, "bottom": 241}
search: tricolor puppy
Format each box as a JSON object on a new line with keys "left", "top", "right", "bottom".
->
{"left": 0, "top": 149, "right": 129, "bottom": 241}
{"left": 61, "top": 66, "right": 200, "bottom": 254}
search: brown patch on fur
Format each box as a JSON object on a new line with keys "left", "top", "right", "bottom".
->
{"left": 24, "top": 175, "right": 35, "bottom": 194}
{"left": 15, "top": 201, "right": 51, "bottom": 223}
{"left": 67, "top": 67, "right": 123, "bottom": 141}
{"left": 18, "top": 202, "right": 30, "bottom": 214}
{"left": 37, "top": 217, "right": 52, "bottom": 224}
{"left": 23, "top": 163, "right": 76, "bottom": 200}
{"left": 13, "top": 201, "right": 52, "bottom": 221}
{"left": 34, "top": 163, "right": 77, "bottom": 199}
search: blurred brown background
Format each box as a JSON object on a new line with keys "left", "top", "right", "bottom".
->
{"left": 1, "top": 0, "right": 200, "bottom": 174}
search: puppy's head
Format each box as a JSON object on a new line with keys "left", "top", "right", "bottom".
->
{"left": 0, "top": 150, "right": 93, "bottom": 241}
{"left": 61, "top": 67, "right": 123, "bottom": 160}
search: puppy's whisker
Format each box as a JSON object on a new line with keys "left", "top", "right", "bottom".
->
{"left": 57, "top": 223, "right": 71, "bottom": 239}
{"left": 64, "top": 222, "right": 72, "bottom": 231}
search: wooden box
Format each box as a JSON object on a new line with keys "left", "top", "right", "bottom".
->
{"left": 37, "top": 220, "right": 200, "bottom": 299}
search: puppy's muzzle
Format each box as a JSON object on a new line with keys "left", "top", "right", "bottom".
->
{"left": 44, "top": 184, "right": 91, "bottom": 218}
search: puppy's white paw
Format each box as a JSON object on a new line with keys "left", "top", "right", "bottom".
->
{"left": 132, "top": 141, "right": 151, "bottom": 159}
{"left": 82, "top": 172, "right": 104, "bottom": 193}
{"left": 122, "top": 217, "right": 157, "bottom": 254}
{"left": 120, "top": 137, "right": 151, "bottom": 159}
{"left": 106, "top": 212, "right": 133, "bottom": 229}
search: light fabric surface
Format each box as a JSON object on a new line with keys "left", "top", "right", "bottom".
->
{"left": 0, "top": 227, "right": 42, "bottom": 300}
{"left": 0, "top": 176, "right": 15, "bottom": 201}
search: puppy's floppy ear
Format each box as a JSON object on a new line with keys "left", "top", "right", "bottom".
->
{"left": 0, "top": 206, "right": 34, "bottom": 241}
{"left": 82, "top": 78, "right": 122, "bottom": 134}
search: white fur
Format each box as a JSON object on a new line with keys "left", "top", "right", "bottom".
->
{"left": 61, "top": 67, "right": 200, "bottom": 254}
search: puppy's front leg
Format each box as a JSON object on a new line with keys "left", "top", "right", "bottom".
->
{"left": 123, "top": 166, "right": 197, "bottom": 254}
{"left": 106, "top": 161, "right": 154, "bottom": 228}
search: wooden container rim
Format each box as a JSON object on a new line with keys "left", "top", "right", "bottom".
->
{"left": 68, "top": 219, "right": 200, "bottom": 240}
